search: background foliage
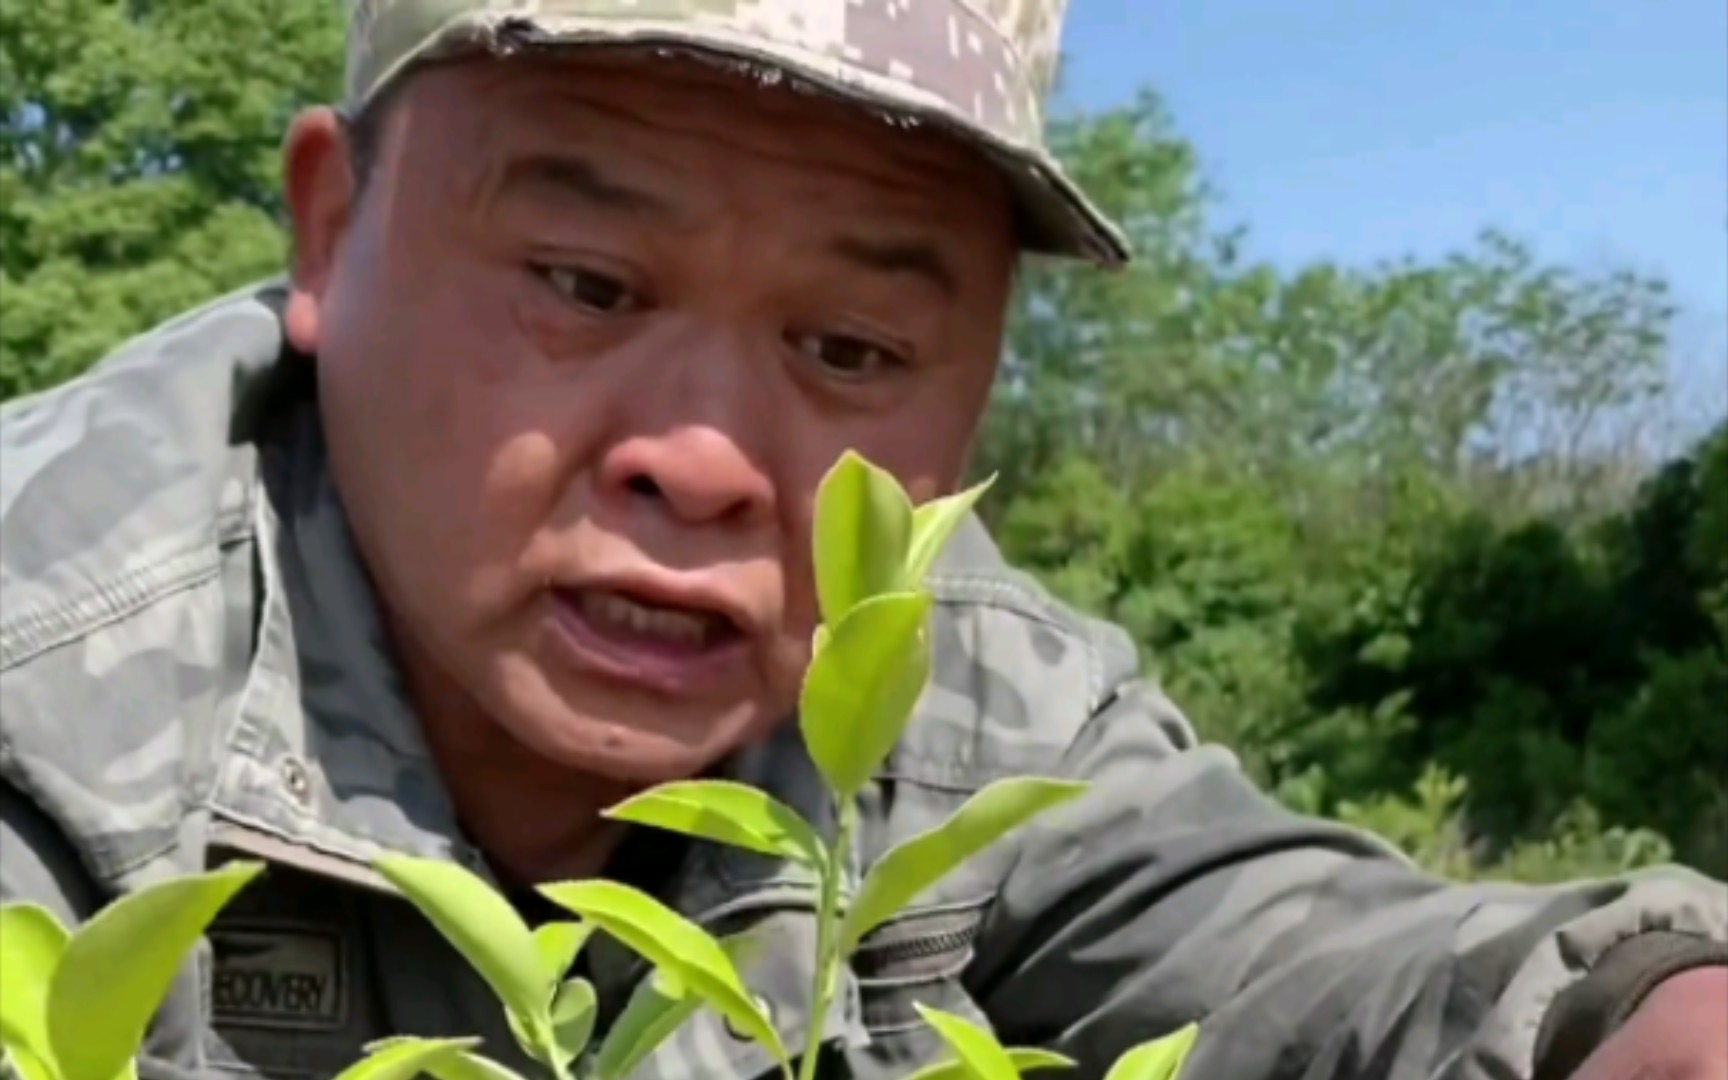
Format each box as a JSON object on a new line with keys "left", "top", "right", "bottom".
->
{"left": 4, "top": 0, "right": 1723, "bottom": 880}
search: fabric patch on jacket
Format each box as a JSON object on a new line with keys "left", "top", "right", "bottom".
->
{"left": 208, "top": 921, "right": 348, "bottom": 1031}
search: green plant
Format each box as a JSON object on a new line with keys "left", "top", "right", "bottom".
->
{"left": 0, "top": 451, "right": 1200, "bottom": 1080}
{"left": 0, "top": 862, "right": 264, "bottom": 1080}
{"left": 359, "top": 856, "right": 790, "bottom": 1080}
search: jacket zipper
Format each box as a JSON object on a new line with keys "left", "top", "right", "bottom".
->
{"left": 851, "top": 913, "right": 984, "bottom": 978}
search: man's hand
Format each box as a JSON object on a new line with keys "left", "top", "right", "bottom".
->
{"left": 1569, "top": 966, "right": 1728, "bottom": 1078}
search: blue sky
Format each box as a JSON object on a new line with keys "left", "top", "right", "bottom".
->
{"left": 1055, "top": 0, "right": 1727, "bottom": 411}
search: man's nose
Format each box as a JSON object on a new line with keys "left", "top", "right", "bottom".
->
{"left": 593, "top": 328, "right": 778, "bottom": 530}
{"left": 597, "top": 423, "right": 775, "bottom": 529}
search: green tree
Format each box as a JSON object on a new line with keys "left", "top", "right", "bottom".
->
{"left": 980, "top": 89, "right": 1230, "bottom": 515}
{"left": 983, "top": 93, "right": 1677, "bottom": 527}
{"left": 1586, "top": 423, "right": 1728, "bottom": 875}
{"left": 0, "top": 0, "right": 343, "bottom": 400}
{"left": 984, "top": 87, "right": 1715, "bottom": 879}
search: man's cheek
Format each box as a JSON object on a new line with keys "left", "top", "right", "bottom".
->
{"left": 482, "top": 431, "right": 564, "bottom": 501}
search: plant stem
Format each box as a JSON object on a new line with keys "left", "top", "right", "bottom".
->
{"left": 797, "top": 799, "right": 856, "bottom": 1080}
{"left": 540, "top": 1026, "right": 575, "bottom": 1080}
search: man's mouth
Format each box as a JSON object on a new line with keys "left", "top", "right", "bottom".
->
{"left": 542, "top": 584, "right": 750, "bottom": 697}
{"left": 566, "top": 587, "right": 742, "bottom": 651}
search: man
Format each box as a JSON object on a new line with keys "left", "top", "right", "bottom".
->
{"left": 0, "top": 2, "right": 1723, "bottom": 1078}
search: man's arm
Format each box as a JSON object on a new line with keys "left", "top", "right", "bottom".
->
{"left": 964, "top": 674, "right": 1728, "bottom": 1080}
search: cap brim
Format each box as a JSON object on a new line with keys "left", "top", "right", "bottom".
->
{"left": 352, "top": 17, "right": 1131, "bottom": 268}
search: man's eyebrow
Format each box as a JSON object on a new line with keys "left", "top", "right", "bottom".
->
{"left": 499, "top": 152, "right": 671, "bottom": 216}
{"left": 827, "top": 235, "right": 959, "bottom": 297}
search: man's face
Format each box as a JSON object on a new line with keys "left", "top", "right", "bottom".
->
{"left": 282, "top": 53, "right": 1016, "bottom": 786}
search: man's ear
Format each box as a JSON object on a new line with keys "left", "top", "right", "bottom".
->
{"left": 281, "top": 106, "right": 357, "bottom": 357}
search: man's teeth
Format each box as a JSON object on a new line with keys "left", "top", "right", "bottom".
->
{"left": 579, "top": 590, "right": 720, "bottom": 646}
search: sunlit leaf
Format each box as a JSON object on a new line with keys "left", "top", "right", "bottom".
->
{"left": 841, "top": 778, "right": 1088, "bottom": 953}
{"left": 604, "top": 781, "right": 825, "bottom": 869}
{"left": 47, "top": 861, "right": 263, "bottom": 1080}
{"left": 2, "top": 1044, "right": 58, "bottom": 1080}
{"left": 361, "top": 1037, "right": 417, "bottom": 1052}
{"left": 539, "top": 881, "right": 788, "bottom": 1074}
{"left": 361, "top": 1039, "right": 530, "bottom": 1080}
{"left": 799, "top": 592, "right": 933, "bottom": 798}
{"left": 654, "top": 966, "right": 687, "bottom": 1001}
{"left": 901, "top": 1047, "right": 1077, "bottom": 1080}
{"left": 1102, "top": 1024, "right": 1200, "bottom": 1080}
{"left": 904, "top": 476, "right": 995, "bottom": 588}
{"left": 335, "top": 1037, "right": 482, "bottom": 1080}
{"left": 425, "top": 1053, "right": 532, "bottom": 1080}
{"left": 374, "top": 856, "right": 548, "bottom": 1042}
{"left": 814, "top": 450, "right": 913, "bottom": 624}
{"left": 532, "top": 922, "right": 594, "bottom": 988}
{"left": 505, "top": 924, "right": 595, "bottom": 1063}
{"left": 0, "top": 903, "right": 70, "bottom": 1076}
{"left": 915, "top": 1005, "right": 1019, "bottom": 1080}
{"left": 1006, "top": 1049, "right": 1080, "bottom": 1074}
{"left": 593, "top": 969, "right": 702, "bottom": 1080}
{"left": 548, "top": 978, "right": 598, "bottom": 1067}
{"left": 504, "top": 1006, "right": 538, "bottom": 1067}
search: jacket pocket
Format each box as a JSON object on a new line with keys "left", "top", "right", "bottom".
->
{"left": 852, "top": 900, "right": 990, "bottom": 1036}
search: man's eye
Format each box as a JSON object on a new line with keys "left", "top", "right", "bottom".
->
{"left": 541, "top": 265, "right": 640, "bottom": 314}
{"left": 790, "top": 330, "right": 909, "bottom": 379}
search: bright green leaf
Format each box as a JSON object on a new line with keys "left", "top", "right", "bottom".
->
{"left": 504, "top": 1007, "right": 538, "bottom": 1068}
{"left": 799, "top": 592, "right": 934, "bottom": 798}
{"left": 361, "top": 1038, "right": 529, "bottom": 1080}
{"left": 374, "top": 856, "right": 548, "bottom": 1036}
{"left": 47, "top": 861, "right": 263, "bottom": 1080}
{"left": 899, "top": 1059, "right": 967, "bottom": 1080}
{"left": 538, "top": 880, "right": 788, "bottom": 1073}
{"left": 914, "top": 1005, "right": 1019, "bottom": 1080}
{"left": 813, "top": 450, "right": 913, "bottom": 624}
{"left": 653, "top": 966, "right": 688, "bottom": 1001}
{"left": 904, "top": 475, "right": 996, "bottom": 588}
{"left": 334, "top": 1037, "right": 482, "bottom": 1080}
{"left": 901, "top": 1047, "right": 1077, "bottom": 1080}
{"left": 1101, "top": 1024, "right": 1200, "bottom": 1080}
{"left": 423, "top": 1053, "right": 531, "bottom": 1080}
{"left": 532, "top": 922, "right": 594, "bottom": 988}
{"left": 1004, "top": 1049, "right": 1078, "bottom": 1074}
{"left": 0, "top": 902, "right": 70, "bottom": 1075}
{"left": 603, "top": 780, "right": 826, "bottom": 869}
{"left": 593, "top": 970, "right": 702, "bottom": 1080}
{"left": 2, "top": 1044, "right": 59, "bottom": 1080}
{"left": 507, "top": 928, "right": 593, "bottom": 1071}
{"left": 548, "top": 978, "right": 598, "bottom": 1067}
{"left": 841, "top": 778, "right": 1089, "bottom": 953}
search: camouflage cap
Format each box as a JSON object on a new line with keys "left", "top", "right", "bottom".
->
{"left": 343, "top": 0, "right": 1129, "bottom": 267}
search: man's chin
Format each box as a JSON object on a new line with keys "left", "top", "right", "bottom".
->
{"left": 502, "top": 707, "right": 762, "bottom": 787}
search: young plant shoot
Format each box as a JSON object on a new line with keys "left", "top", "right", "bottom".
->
{"left": 0, "top": 452, "right": 1199, "bottom": 1080}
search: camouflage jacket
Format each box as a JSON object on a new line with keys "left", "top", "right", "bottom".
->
{"left": 2, "top": 281, "right": 1725, "bottom": 1080}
